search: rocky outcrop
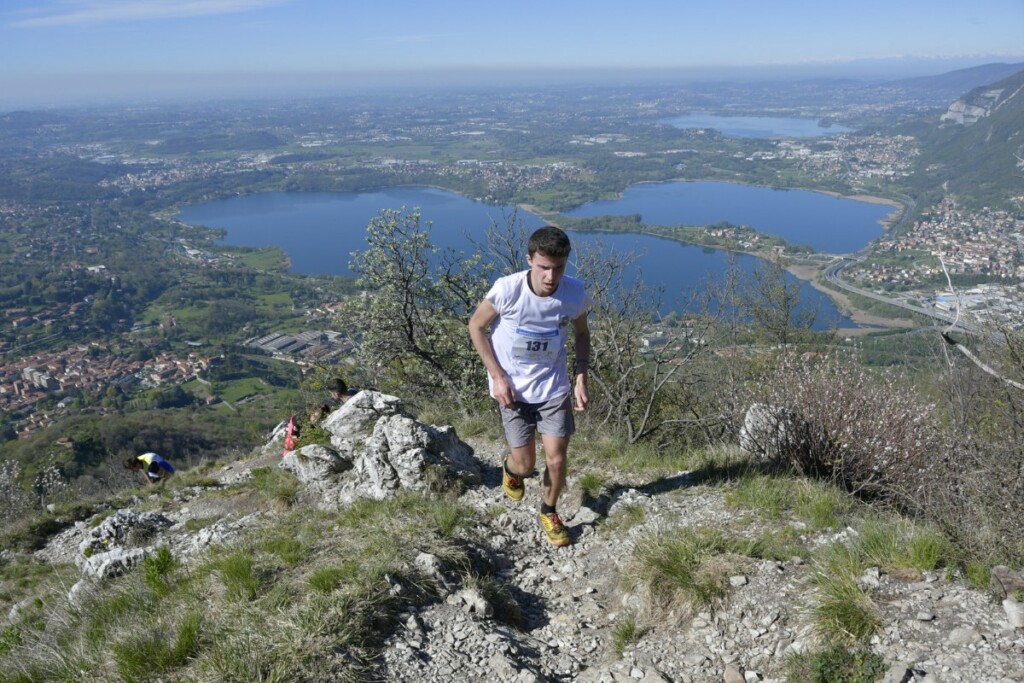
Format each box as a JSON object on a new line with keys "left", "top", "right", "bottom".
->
{"left": 738, "top": 403, "right": 822, "bottom": 464}
{"left": 940, "top": 70, "right": 1024, "bottom": 126}
{"left": 940, "top": 91, "right": 1003, "bottom": 125}
{"left": 77, "top": 508, "right": 174, "bottom": 558}
{"left": 283, "top": 390, "right": 481, "bottom": 507}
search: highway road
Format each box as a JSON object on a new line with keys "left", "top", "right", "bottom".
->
{"left": 822, "top": 258, "right": 980, "bottom": 336}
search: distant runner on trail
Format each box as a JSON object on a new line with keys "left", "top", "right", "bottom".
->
{"left": 124, "top": 452, "right": 175, "bottom": 485}
{"left": 468, "top": 226, "right": 592, "bottom": 547}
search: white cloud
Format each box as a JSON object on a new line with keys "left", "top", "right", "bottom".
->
{"left": 8, "top": 0, "right": 287, "bottom": 28}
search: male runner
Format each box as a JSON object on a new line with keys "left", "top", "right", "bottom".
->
{"left": 468, "top": 226, "right": 591, "bottom": 547}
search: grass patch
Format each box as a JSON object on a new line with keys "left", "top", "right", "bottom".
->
{"left": 904, "top": 528, "right": 953, "bottom": 572}
{"left": 745, "top": 527, "right": 810, "bottom": 562}
{"left": 853, "top": 518, "right": 956, "bottom": 574}
{"left": 727, "top": 474, "right": 792, "bottom": 519}
{"left": 249, "top": 467, "right": 299, "bottom": 509}
{"left": 612, "top": 613, "right": 642, "bottom": 655}
{"left": 727, "top": 475, "right": 855, "bottom": 531}
{"left": 0, "top": 624, "right": 22, "bottom": 656}
{"left": 810, "top": 568, "right": 881, "bottom": 643}
{"left": 601, "top": 503, "right": 646, "bottom": 535}
{"left": 337, "top": 491, "right": 474, "bottom": 546}
{"left": 308, "top": 564, "right": 360, "bottom": 594}
{"left": 810, "top": 545, "right": 882, "bottom": 644}
{"left": 183, "top": 517, "right": 219, "bottom": 532}
{"left": 111, "top": 611, "right": 203, "bottom": 683}
{"left": 203, "top": 630, "right": 293, "bottom": 683}
{"left": 216, "top": 552, "right": 262, "bottom": 602}
{"left": 625, "top": 528, "right": 741, "bottom": 616}
{"left": 794, "top": 484, "right": 854, "bottom": 531}
{"left": 786, "top": 644, "right": 886, "bottom": 683}
{"left": 964, "top": 561, "right": 992, "bottom": 590}
{"left": 578, "top": 472, "right": 605, "bottom": 499}
{"left": 259, "top": 535, "right": 308, "bottom": 566}
{"left": 576, "top": 433, "right": 697, "bottom": 475}
{"left": 238, "top": 248, "right": 288, "bottom": 270}
{"left": 0, "top": 516, "right": 69, "bottom": 553}
{"left": 219, "top": 378, "right": 267, "bottom": 403}
{"left": 88, "top": 510, "right": 115, "bottom": 528}
{"left": 83, "top": 589, "right": 150, "bottom": 649}
{"left": 0, "top": 556, "right": 66, "bottom": 601}
{"left": 411, "top": 404, "right": 501, "bottom": 442}
{"left": 610, "top": 614, "right": 643, "bottom": 655}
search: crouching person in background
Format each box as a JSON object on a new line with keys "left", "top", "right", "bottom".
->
{"left": 125, "top": 452, "right": 175, "bottom": 485}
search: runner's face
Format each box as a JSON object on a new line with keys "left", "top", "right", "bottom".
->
{"left": 527, "top": 252, "right": 567, "bottom": 296}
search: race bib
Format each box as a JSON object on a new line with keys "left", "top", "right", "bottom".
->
{"left": 511, "top": 328, "right": 559, "bottom": 363}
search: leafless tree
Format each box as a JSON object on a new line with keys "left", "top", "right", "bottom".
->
{"left": 573, "top": 241, "right": 720, "bottom": 444}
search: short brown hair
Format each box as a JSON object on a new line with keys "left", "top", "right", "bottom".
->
{"left": 528, "top": 226, "right": 571, "bottom": 259}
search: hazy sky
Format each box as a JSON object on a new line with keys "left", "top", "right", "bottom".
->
{"left": 2, "top": 0, "right": 1023, "bottom": 107}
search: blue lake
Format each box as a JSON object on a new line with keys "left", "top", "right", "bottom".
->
{"left": 566, "top": 181, "right": 894, "bottom": 254}
{"left": 660, "top": 112, "right": 854, "bottom": 138}
{"left": 177, "top": 185, "right": 885, "bottom": 328}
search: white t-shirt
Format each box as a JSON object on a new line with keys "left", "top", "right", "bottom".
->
{"left": 485, "top": 270, "right": 592, "bottom": 404}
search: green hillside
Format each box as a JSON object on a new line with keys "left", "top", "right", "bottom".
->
{"left": 909, "top": 67, "right": 1024, "bottom": 209}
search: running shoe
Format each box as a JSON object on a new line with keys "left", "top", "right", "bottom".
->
{"left": 538, "top": 511, "right": 570, "bottom": 547}
{"left": 502, "top": 457, "right": 525, "bottom": 502}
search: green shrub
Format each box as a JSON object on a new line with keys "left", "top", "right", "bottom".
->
{"left": 0, "top": 625, "right": 21, "bottom": 656}
{"left": 748, "top": 355, "right": 942, "bottom": 501}
{"left": 143, "top": 546, "right": 177, "bottom": 596}
{"left": 294, "top": 424, "right": 332, "bottom": 450}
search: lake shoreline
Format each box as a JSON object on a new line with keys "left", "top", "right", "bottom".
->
{"left": 785, "top": 263, "right": 916, "bottom": 333}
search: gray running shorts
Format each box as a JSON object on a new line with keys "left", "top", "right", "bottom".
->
{"left": 499, "top": 393, "right": 575, "bottom": 448}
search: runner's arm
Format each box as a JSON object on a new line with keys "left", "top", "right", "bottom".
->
{"left": 572, "top": 312, "right": 590, "bottom": 412}
{"left": 468, "top": 300, "right": 515, "bottom": 407}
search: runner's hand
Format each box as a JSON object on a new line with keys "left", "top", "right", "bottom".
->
{"left": 574, "top": 375, "right": 589, "bottom": 412}
{"left": 491, "top": 374, "right": 515, "bottom": 408}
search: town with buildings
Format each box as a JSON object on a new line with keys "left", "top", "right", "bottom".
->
{"left": 844, "top": 200, "right": 1024, "bottom": 328}
{"left": 0, "top": 344, "right": 215, "bottom": 438}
